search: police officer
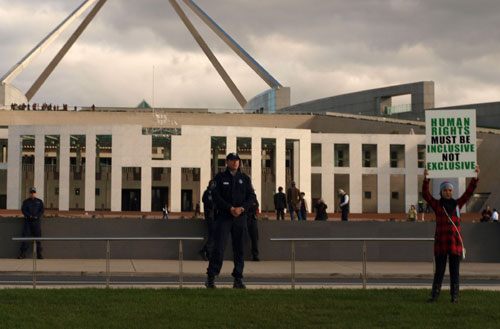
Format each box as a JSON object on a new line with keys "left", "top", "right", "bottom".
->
{"left": 199, "top": 181, "right": 216, "bottom": 261}
{"left": 247, "top": 201, "right": 260, "bottom": 261}
{"left": 206, "top": 153, "right": 257, "bottom": 289}
{"left": 19, "top": 187, "right": 45, "bottom": 259}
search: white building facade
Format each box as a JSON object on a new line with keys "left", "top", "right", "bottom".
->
{"left": 4, "top": 123, "right": 468, "bottom": 213}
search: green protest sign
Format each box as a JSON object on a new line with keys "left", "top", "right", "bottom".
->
{"left": 425, "top": 109, "right": 476, "bottom": 178}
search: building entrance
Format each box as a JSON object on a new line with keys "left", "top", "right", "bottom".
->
{"left": 181, "top": 189, "right": 193, "bottom": 212}
{"left": 122, "top": 189, "right": 141, "bottom": 211}
{"left": 151, "top": 187, "right": 168, "bottom": 212}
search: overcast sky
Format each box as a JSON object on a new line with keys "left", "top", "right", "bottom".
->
{"left": 1, "top": 0, "right": 499, "bottom": 109}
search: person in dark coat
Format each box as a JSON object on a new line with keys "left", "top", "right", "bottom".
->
{"left": 206, "top": 153, "right": 257, "bottom": 289}
{"left": 423, "top": 166, "right": 479, "bottom": 303}
{"left": 19, "top": 187, "right": 45, "bottom": 259}
{"left": 273, "top": 186, "right": 287, "bottom": 220}
{"left": 199, "top": 183, "right": 216, "bottom": 261}
{"left": 299, "top": 192, "right": 308, "bottom": 221}
{"left": 247, "top": 202, "right": 260, "bottom": 261}
{"left": 480, "top": 205, "right": 492, "bottom": 222}
{"left": 314, "top": 199, "right": 328, "bottom": 221}
{"left": 287, "top": 182, "right": 301, "bottom": 220}
{"left": 194, "top": 202, "right": 201, "bottom": 218}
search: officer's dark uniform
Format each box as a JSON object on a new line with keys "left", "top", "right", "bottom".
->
{"left": 19, "top": 189, "right": 45, "bottom": 259}
{"left": 199, "top": 184, "right": 216, "bottom": 260}
{"left": 247, "top": 202, "right": 260, "bottom": 261}
{"left": 206, "top": 159, "right": 257, "bottom": 286}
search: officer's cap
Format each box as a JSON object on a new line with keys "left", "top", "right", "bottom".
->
{"left": 29, "top": 187, "right": 37, "bottom": 193}
{"left": 226, "top": 152, "right": 240, "bottom": 161}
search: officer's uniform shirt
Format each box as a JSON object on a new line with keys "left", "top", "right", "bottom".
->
{"left": 212, "top": 168, "right": 256, "bottom": 218}
{"left": 21, "top": 197, "right": 45, "bottom": 220}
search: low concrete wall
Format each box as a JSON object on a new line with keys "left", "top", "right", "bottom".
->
{"left": 1, "top": 218, "right": 499, "bottom": 262}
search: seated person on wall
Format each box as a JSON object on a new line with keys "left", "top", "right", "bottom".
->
{"left": 314, "top": 199, "right": 328, "bottom": 221}
{"left": 481, "top": 205, "right": 492, "bottom": 222}
{"left": 408, "top": 204, "right": 417, "bottom": 222}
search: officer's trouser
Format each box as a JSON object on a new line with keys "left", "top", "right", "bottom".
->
{"left": 20, "top": 219, "right": 42, "bottom": 254}
{"left": 247, "top": 218, "right": 259, "bottom": 258}
{"left": 207, "top": 215, "right": 248, "bottom": 279}
{"left": 201, "top": 218, "right": 216, "bottom": 257}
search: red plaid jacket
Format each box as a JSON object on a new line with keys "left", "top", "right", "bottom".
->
{"left": 422, "top": 178, "right": 478, "bottom": 256}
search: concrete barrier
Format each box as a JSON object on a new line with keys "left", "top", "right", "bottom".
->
{"left": 2, "top": 218, "right": 499, "bottom": 262}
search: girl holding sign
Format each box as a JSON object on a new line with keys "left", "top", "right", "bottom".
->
{"left": 423, "top": 165, "right": 480, "bottom": 303}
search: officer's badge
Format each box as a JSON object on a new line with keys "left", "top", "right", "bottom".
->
{"left": 238, "top": 179, "right": 243, "bottom": 184}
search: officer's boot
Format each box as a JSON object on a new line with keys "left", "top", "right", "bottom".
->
{"left": 233, "top": 277, "right": 246, "bottom": 289}
{"left": 427, "top": 283, "right": 441, "bottom": 303}
{"left": 18, "top": 252, "right": 26, "bottom": 259}
{"left": 205, "top": 275, "right": 215, "bottom": 289}
{"left": 450, "top": 284, "right": 459, "bottom": 303}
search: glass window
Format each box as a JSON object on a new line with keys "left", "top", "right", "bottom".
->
{"left": 311, "top": 143, "right": 322, "bottom": 167}
{"left": 335, "top": 144, "right": 349, "bottom": 167}
{"left": 362, "top": 144, "right": 377, "bottom": 168}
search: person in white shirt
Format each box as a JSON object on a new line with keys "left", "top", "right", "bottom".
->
{"left": 492, "top": 209, "right": 499, "bottom": 223}
{"left": 338, "top": 189, "right": 349, "bottom": 221}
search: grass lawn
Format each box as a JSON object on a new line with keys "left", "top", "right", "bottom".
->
{"left": 0, "top": 288, "right": 499, "bottom": 329}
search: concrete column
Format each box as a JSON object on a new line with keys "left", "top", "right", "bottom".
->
{"left": 58, "top": 133, "right": 70, "bottom": 210}
{"left": 34, "top": 133, "right": 45, "bottom": 201}
{"left": 349, "top": 137, "right": 362, "bottom": 213}
{"left": 293, "top": 141, "right": 300, "bottom": 186}
{"left": 7, "top": 130, "right": 21, "bottom": 209}
{"left": 200, "top": 135, "right": 212, "bottom": 212}
{"left": 251, "top": 137, "right": 262, "bottom": 206}
{"left": 299, "top": 134, "right": 311, "bottom": 213}
{"left": 226, "top": 136, "right": 236, "bottom": 155}
{"left": 322, "top": 141, "right": 334, "bottom": 213}
{"left": 405, "top": 141, "right": 419, "bottom": 210}
{"left": 85, "top": 133, "right": 96, "bottom": 211}
{"left": 111, "top": 137, "right": 121, "bottom": 211}
{"left": 200, "top": 166, "right": 211, "bottom": 212}
{"left": 275, "top": 137, "right": 286, "bottom": 194}
{"left": 141, "top": 165, "right": 152, "bottom": 212}
{"left": 171, "top": 166, "right": 181, "bottom": 212}
{"left": 377, "top": 140, "right": 390, "bottom": 213}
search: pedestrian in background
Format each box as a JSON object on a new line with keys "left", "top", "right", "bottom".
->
{"left": 299, "top": 192, "right": 308, "bottom": 221}
{"left": 162, "top": 204, "right": 169, "bottom": 220}
{"left": 481, "top": 205, "right": 492, "bottom": 222}
{"left": 338, "top": 189, "right": 349, "bottom": 221}
{"left": 287, "top": 181, "right": 301, "bottom": 220}
{"left": 408, "top": 204, "right": 417, "bottom": 222}
{"left": 194, "top": 202, "right": 201, "bottom": 218}
{"left": 314, "top": 199, "right": 328, "bottom": 221}
{"left": 273, "top": 186, "right": 287, "bottom": 221}
{"left": 206, "top": 153, "right": 257, "bottom": 289}
{"left": 424, "top": 166, "right": 480, "bottom": 303}
{"left": 492, "top": 208, "right": 498, "bottom": 223}
{"left": 418, "top": 199, "right": 425, "bottom": 221}
{"left": 19, "top": 187, "right": 45, "bottom": 259}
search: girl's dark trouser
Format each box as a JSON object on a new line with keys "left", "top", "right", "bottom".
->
{"left": 433, "top": 253, "right": 460, "bottom": 290}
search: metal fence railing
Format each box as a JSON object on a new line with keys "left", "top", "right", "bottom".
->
{"left": 12, "top": 236, "right": 204, "bottom": 289}
{"left": 270, "top": 237, "right": 434, "bottom": 289}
